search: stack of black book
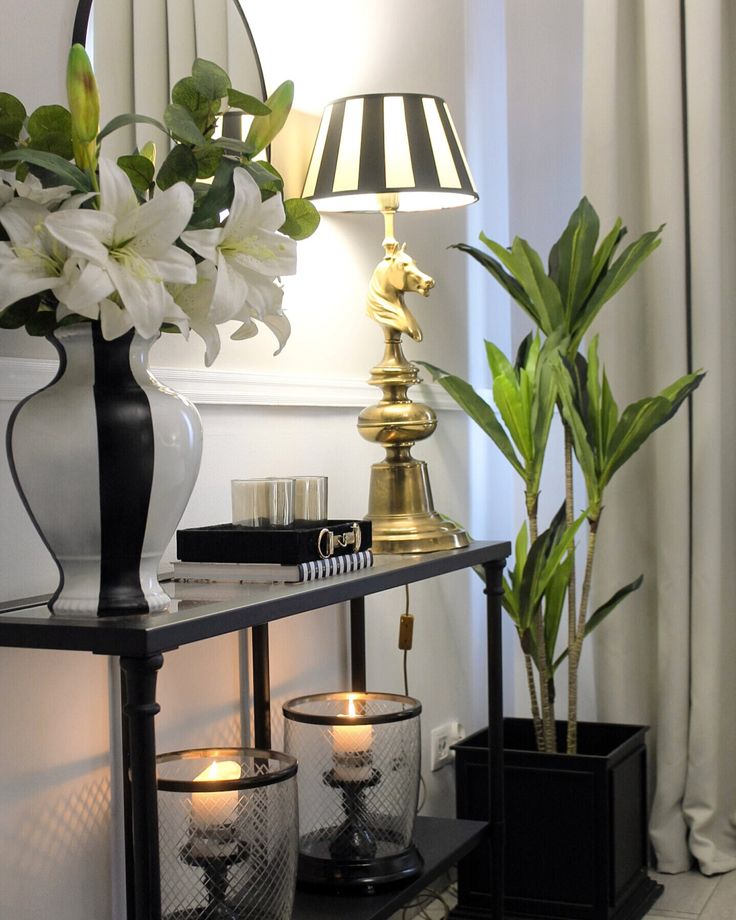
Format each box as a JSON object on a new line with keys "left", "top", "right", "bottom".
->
{"left": 173, "top": 520, "right": 373, "bottom": 584}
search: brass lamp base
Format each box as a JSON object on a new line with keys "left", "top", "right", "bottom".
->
{"left": 366, "top": 456, "right": 469, "bottom": 554}
{"left": 358, "top": 214, "right": 469, "bottom": 554}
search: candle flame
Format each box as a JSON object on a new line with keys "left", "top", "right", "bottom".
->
{"left": 195, "top": 760, "right": 241, "bottom": 783}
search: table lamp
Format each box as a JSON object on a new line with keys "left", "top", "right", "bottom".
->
{"left": 302, "top": 93, "right": 478, "bottom": 553}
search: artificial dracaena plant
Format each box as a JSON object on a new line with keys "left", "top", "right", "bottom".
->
{"left": 420, "top": 198, "right": 704, "bottom": 753}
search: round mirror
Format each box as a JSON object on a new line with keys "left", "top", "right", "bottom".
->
{"left": 72, "top": 0, "right": 267, "bottom": 154}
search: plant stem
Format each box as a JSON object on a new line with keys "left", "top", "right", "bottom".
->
{"left": 524, "top": 653, "right": 545, "bottom": 751}
{"left": 566, "top": 516, "right": 599, "bottom": 754}
{"left": 564, "top": 426, "right": 578, "bottom": 750}
{"left": 526, "top": 491, "right": 556, "bottom": 751}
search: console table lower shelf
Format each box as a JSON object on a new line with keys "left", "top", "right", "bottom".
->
{"left": 293, "top": 815, "right": 487, "bottom": 920}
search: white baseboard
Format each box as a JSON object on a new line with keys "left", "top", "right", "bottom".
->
{"left": 0, "top": 356, "right": 480, "bottom": 410}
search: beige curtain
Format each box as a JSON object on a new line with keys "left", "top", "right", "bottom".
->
{"left": 582, "top": 0, "right": 736, "bottom": 875}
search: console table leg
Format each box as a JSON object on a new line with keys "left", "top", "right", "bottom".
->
{"left": 252, "top": 624, "right": 272, "bottom": 749}
{"left": 120, "top": 654, "right": 164, "bottom": 920}
{"left": 350, "top": 597, "right": 367, "bottom": 692}
{"left": 484, "top": 560, "right": 505, "bottom": 920}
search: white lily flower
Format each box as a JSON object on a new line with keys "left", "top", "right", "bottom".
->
{"left": 169, "top": 261, "right": 221, "bottom": 366}
{"left": 0, "top": 170, "right": 78, "bottom": 209}
{"left": 181, "top": 167, "right": 296, "bottom": 327}
{"left": 45, "top": 158, "right": 196, "bottom": 339}
{"left": 0, "top": 198, "right": 80, "bottom": 312}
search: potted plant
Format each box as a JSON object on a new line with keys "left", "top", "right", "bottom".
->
{"left": 0, "top": 45, "right": 319, "bottom": 617}
{"left": 419, "top": 199, "right": 704, "bottom": 920}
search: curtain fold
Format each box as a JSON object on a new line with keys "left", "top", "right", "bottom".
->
{"left": 583, "top": 0, "right": 736, "bottom": 876}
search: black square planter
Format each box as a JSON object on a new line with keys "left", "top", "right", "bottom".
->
{"left": 451, "top": 718, "right": 663, "bottom": 920}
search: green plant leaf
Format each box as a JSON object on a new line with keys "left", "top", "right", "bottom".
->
{"left": 188, "top": 156, "right": 237, "bottom": 228}
{"left": 191, "top": 58, "right": 231, "bottom": 101}
{"left": 156, "top": 143, "right": 198, "bottom": 190}
{"left": 0, "top": 148, "right": 89, "bottom": 189}
{"left": 117, "top": 154, "right": 154, "bottom": 194}
{"left": 582, "top": 218, "right": 625, "bottom": 306}
{"left": 544, "top": 553, "right": 573, "bottom": 670}
{"left": 98, "top": 112, "right": 168, "bottom": 142}
{"left": 555, "top": 357, "right": 600, "bottom": 505}
{"left": 244, "top": 80, "right": 294, "bottom": 155}
{"left": 571, "top": 226, "right": 664, "bottom": 351}
{"left": 547, "top": 197, "right": 599, "bottom": 325}
{"left": 418, "top": 360, "right": 525, "bottom": 477}
{"left": 554, "top": 574, "right": 644, "bottom": 670}
{"left": 0, "top": 295, "right": 41, "bottom": 329}
{"left": 243, "top": 159, "right": 283, "bottom": 198}
{"left": 164, "top": 103, "right": 207, "bottom": 147}
{"left": 601, "top": 371, "right": 705, "bottom": 486}
{"left": 454, "top": 239, "right": 540, "bottom": 323}
{"left": 280, "top": 197, "right": 320, "bottom": 240}
{"left": 192, "top": 144, "right": 224, "bottom": 179}
{"left": 27, "top": 104, "right": 72, "bottom": 147}
{"left": 227, "top": 88, "right": 270, "bottom": 115}
{"left": 0, "top": 92, "right": 26, "bottom": 142}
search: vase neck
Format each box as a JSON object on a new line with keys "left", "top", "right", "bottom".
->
{"left": 52, "top": 322, "right": 156, "bottom": 388}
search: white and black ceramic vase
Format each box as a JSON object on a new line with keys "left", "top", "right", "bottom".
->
{"left": 7, "top": 321, "right": 203, "bottom": 617}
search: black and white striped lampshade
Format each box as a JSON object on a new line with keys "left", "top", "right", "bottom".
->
{"left": 302, "top": 93, "right": 478, "bottom": 212}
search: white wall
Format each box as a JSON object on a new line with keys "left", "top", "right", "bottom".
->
{"left": 0, "top": 2, "right": 511, "bottom": 917}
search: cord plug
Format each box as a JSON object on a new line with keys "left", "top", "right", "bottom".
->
{"left": 398, "top": 613, "right": 414, "bottom": 650}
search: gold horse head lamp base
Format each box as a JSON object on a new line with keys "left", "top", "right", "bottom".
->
{"left": 358, "top": 231, "right": 469, "bottom": 554}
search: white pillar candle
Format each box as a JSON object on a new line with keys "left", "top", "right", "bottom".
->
{"left": 332, "top": 697, "right": 374, "bottom": 781}
{"left": 191, "top": 760, "right": 241, "bottom": 829}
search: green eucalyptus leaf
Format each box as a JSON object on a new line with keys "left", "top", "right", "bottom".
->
{"left": 117, "top": 154, "right": 154, "bottom": 194}
{"left": 280, "top": 197, "right": 320, "bottom": 240}
{"left": 191, "top": 58, "right": 231, "bottom": 101}
{"left": 0, "top": 148, "right": 89, "bottom": 189}
{"left": 189, "top": 156, "right": 237, "bottom": 228}
{"left": 213, "top": 135, "right": 258, "bottom": 156}
{"left": 156, "top": 143, "right": 198, "bottom": 190}
{"left": 25, "top": 305, "right": 58, "bottom": 336}
{"left": 243, "top": 159, "right": 283, "bottom": 196}
{"left": 227, "top": 88, "right": 270, "bottom": 115}
{"left": 26, "top": 105, "right": 73, "bottom": 159}
{"left": 164, "top": 103, "right": 207, "bottom": 147}
{"left": 98, "top": 112, "right": 168, "bottom": 142}
{"left": 0, "top": 295, "right": 41, "bottom": 329}
{"left": 0, "top": 134, "right": 19, "bottom": 155}
{"left": 418, "top": 360, "right": 525, "bottom": 477}
{"left": 244, "top": 80, "right": 293, "bottom": 154}
{"left": 0, "top": 94, "right": 26, "bottom": 117}
{"left": 192, "top": 144, "right": 224, "bottom": 179}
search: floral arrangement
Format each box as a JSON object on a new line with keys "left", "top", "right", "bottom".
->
{"left": 0, "top": 45, "right": 319, "bottom": 365}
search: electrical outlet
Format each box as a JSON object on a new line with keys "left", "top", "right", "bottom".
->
{"left": 430, "top": 721, "right": 464, "bottom": 771}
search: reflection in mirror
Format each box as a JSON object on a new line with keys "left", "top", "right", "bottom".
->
{"left": 76, "top": 0, "right": 265, "bottom": 156}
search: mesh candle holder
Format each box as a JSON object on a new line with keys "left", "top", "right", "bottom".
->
{"left": 156, "top": 748, "right": 298, "bottom": 920}
{"left": 283, "top": 691, "right": 422, "bottom": 891}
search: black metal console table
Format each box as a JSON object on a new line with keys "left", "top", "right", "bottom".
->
{"left": 0, "top": 540, "right": 510, "bottom": 920}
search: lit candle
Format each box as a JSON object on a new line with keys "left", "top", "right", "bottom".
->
{"left": 191, "top": 760, "right": 241, "bottom": 829}
{"left": 332, "top": 696, "right": 374, "bottom": 781}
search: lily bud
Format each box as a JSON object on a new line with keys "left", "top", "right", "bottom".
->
{"left": 140, "top": 141, "right": 157, "bottom": 166}
{"left": 67, "top": 44, "right": 100, "bottom": 170}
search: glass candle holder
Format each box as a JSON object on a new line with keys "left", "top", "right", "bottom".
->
{"left": 157, "top": 748, "right": 298, "bottom": 919}
{"left": 292, "top": 476, "right": 328, "bottom": 525}
{"left": 231, "top": 478, "right": 294, "bottom": 527}
{"left": 282, "top": 691, "right": 423, "bottom": 890}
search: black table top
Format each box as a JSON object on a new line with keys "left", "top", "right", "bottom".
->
{"left": 0, "top": 541, "right": 509, "bottom": 657}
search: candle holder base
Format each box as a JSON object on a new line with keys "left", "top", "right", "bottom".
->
{"left": 296, "top": 841, "right": 423, "bottom": 892}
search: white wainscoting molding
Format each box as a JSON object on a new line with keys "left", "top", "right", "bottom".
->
{"left": 0, "top": 356, "right": 477, "bottom": 411}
